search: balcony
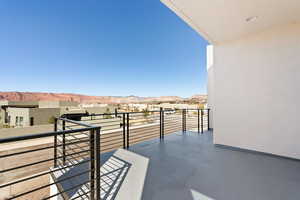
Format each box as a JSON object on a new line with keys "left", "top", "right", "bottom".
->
{"left": 1, "top": 109, "right": 300, "bottom": 200}
{"left": 129, "top": 131, "right": 300, "bottom": 200}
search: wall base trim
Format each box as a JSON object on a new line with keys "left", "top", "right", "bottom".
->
{"left": 214, "top": 144, "right": 300, "bottom": 162}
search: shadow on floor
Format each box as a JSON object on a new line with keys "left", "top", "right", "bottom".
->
{"left": 53, "top": 154, "right": 131, "bottom": 200}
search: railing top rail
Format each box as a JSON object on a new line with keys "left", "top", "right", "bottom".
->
{"left": 0, "top": 127, "right": 98, "bottom": 144}
{"left": 84, "top": 108, "right": 210, "bottom": 117}
{"left": 88, "top": 110, "right": 161, "bottom": 117}
{"left": 0, "top": 108, "right": 209, "bottom": 144}
{"left": 58, "top": 117, "right": 96, "bottom": 128}
{"left": 0, "top": 118, "right": 101, "bottom": 144}
{"left": 184, "top": 108, "right": 210, "bottom": 111}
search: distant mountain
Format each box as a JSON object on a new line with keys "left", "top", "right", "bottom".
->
{"left": 0, "top": 92, "right": 207, "bottom": 104}
{"left": 189, "top": 94, "right": 208, "bottom": 103}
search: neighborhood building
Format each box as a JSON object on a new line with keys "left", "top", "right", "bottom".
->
{"left": 0, "top": 101, "right": 118, "bottom": 128}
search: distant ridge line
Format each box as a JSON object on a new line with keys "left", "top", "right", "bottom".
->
{"left": 0, "top": 91, "right": 207, "bottom": 104}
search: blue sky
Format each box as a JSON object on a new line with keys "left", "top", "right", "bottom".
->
{"left": 0, "top": 0, "right": 208, "bottom": 97}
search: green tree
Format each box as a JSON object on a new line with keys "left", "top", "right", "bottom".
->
{"left": 175, "top": 108, "right": 181, "bottom": 114}
{"left": 198, "top": 104, "right": 204, "bottom": 109}
{"left": 143, "top": 109, "right": 150, "bottom": 118}
{"left": 104, "top": 108, "right": 113, "bottom": 119}
{"left": 48, "top": 116, "right": 56, "bottom": 124}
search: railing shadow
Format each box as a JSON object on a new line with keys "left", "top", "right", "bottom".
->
{"left": 53, "top": 155, "right": 131, "bottom": 200}
{"left": 100, "top": 155, "right": 131, "bottom": 200}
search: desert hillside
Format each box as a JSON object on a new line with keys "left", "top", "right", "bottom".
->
{"left": 0, "top": 92, "right": 207, "bottom": 104}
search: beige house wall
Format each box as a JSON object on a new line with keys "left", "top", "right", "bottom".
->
{"left": 0, "top": 101, "right": 38, "bottom": 107}
{"left": 0, "top": 108, "right": 5, "bottom": 125}
{"left": 39, "top": 101, "right": 79, "bottom": 108}
{"left": 85, "top": 106, "right": 116, "bottom": 114}
{"left": 6, "top": 108, "right": 60, "bottom": 127}
{"left": 29, "top": 108, "right": 60, "bottom": 126}
{"left": 7, "top": 107, "right": 30, "bottom": 127}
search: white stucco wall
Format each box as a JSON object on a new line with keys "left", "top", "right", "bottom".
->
{"left": 207, "top": 45, "right": 214, "bottom": 129}
{"left": 213, "top": 23, "right": 300, "bottom": 159}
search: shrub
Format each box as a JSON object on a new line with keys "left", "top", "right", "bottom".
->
{"left": 142, "top": 109, "right": 150, "bottom": 117}
{"left": 48, "top": 116, "right": 56, "bottom": 124}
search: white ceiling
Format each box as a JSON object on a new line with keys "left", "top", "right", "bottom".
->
{"left": 161, "top": 0, "right": 300, "bottom": 44}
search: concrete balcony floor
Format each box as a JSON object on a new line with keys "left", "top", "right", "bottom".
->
{"left": 112, "top": 131, "right": 300, "bottom": 200}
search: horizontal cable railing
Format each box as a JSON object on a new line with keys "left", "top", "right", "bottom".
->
{"left": 0, "top": 118, "right": 101, "bottom": 200}
{"left": 0, "top": 108, "right": 210, "bottom": 200}
{"left": 78, "top": 108, "right": 210, "bottom": 151}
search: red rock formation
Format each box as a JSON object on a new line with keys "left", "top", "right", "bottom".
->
{"left": 0, "top": 92, "right": 207, "bottom": 104}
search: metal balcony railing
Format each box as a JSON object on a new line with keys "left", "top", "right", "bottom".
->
{"left": 0, "top": 108, "right": 210, "bottom": 200}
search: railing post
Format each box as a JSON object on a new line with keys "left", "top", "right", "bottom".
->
{"left": 201, "top": 109, "right": 204, "bottom": 134}
{"left": 115, "top": 108, "right": 118, "bottom": 118}
{"left": 126, "top": 113, "right": 129, "bottom": 149}
{"left": 182, "top": 109, "right": 184, "bottom": 132}
{"left": 89, "top": 129, "right": 95, "bottom": 200}
{"left": 62, "top": 120, "right": 66, "bottom": 165}
{"left": 160, "top": 108, "right": 162, "bottom": 139}
{"left": 185, "top": 109, "right": 187, "bottom": 132}
{"left": 162, "top": 108, "right": 164, "bottom": 139}
{"left": 207, "top": 108, "right": 210, "bottom": 130}
{"left": 182, "top": 109, "right": 186, "bottom": 132}
{"left": 95, "top": 128, "right": 101, "bottom": 200}
{"left": 54, "top": 118, "right": 58, "bottom": 168}
{"left": 122, "top": 113, "right": 126, "bottom": 149}
{"left": 197, "top": 109, "right": 200, "bottom": 134}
